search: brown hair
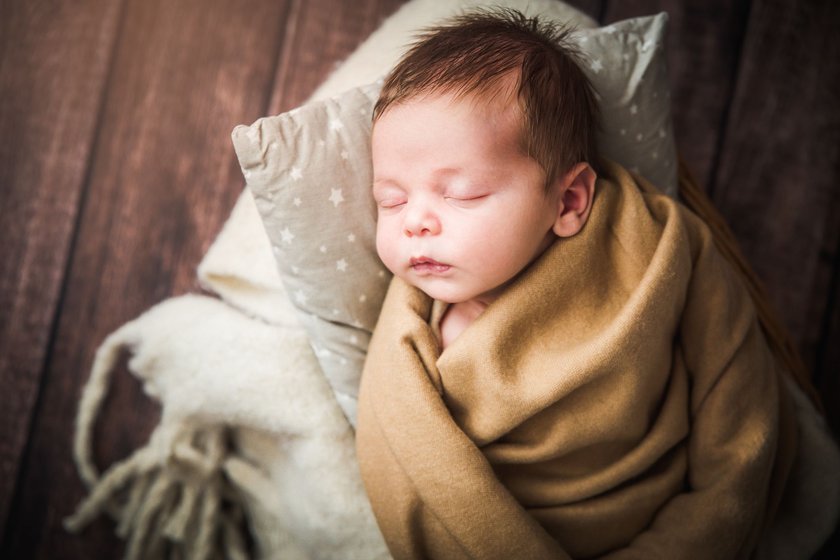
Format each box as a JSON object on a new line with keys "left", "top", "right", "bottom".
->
{"left": 373, "top": 8, "right": 601, "bottom": 186}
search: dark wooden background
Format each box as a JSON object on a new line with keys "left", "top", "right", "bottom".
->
{"left": 1, "top": 0, "right": 837, "bottom": 558}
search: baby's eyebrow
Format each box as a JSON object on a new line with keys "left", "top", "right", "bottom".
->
{"left": 434, "top": 167, "right": 462, "bottom": 178}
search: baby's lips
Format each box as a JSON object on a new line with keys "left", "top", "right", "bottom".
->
{"left": 409, "top": 256, "right": 452, "bottom": 274}
{"left": 410, "top": 256, "right": 447, "bottom": 267}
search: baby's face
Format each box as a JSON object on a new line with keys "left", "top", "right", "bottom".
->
{"left": 371, "top": 92, "right": 559, "bottom": 305}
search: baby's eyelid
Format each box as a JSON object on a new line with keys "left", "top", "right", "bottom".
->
{"left": 373, "top": 186, "right": 406, "bottom": 205}
{"left": 446, "top": 193, "right": 488, "bottom": 201}
{"left": 378, "top": 197, "right": 406, "bottom": 209}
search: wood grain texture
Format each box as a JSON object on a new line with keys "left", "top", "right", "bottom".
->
{"left": 601, "top": 0, "right": 751, "bottom": 191}
{"left": 712, "top": 0, "right": 840, "bottom": 392}
{"left": 0, "top": 0, "right": 123, "bottom": 536}
{"left": 268, "top": 0, "right": 408, "bottom": 115}
{"left": 0, "top": 0, "right": 291, "bottom": 557}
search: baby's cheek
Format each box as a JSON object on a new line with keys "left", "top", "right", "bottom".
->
{"left": 487, "top": 235, "right": 534, "bottom": 275}
{"left": 375, "top": 224, "right": 399, "bottom": 273}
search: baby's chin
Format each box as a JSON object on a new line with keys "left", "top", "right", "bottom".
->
{"left": 391, "top": 272, "right": 457, "bottom": 303}
{"left": 406, "top": 279, "right": 480, "bottom": 305}
{"left": 386, "top": 264, "right": 498, "bottom": 304}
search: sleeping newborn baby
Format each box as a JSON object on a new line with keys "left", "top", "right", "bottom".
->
{"left": 372, "top": 77, "right": 596, "bottom": 349}
{"left": 356, "top": 9, "right": 797, "bottom": 559}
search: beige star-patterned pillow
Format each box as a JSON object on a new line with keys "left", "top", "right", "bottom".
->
{"left": 232, "top": 13, "right": 675, "bottom": 425}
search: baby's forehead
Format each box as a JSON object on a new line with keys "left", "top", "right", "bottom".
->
{"left": 377, "top": 87, "right": 526, "bottom": 137}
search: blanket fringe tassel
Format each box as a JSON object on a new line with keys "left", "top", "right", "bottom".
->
{"left": 64, "top": 322, "right": 251, "bottom": 560}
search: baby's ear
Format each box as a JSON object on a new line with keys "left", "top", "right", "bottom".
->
{"left": 551, "top": 162, "right": 596, "bottom": 238}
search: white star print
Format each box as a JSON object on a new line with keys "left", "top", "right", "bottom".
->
{"left": 336, "top": 259, "right": 347, "bottom": 272}
{"left": 630, "top": 104, "right": 638, "bottom": 115}
{"left": 329, "top": 188, "right": 344, "bottom": 207}
{"left": 294, "top": 290, "right": 308, "bottom": 304}
{"left": 347, "top": 233, "right": 356, "bottom": 242}
{"left": 636, "top": 133, "right": 644, "bottom": 141}
{"left": 589, "top": 58, "right": 603, "bottom": 73}
{"left": 319, "top": 245, "right": 327, "bottom": 253}
{"left": 290, "top": 167, "right": 302, "bottom": 181}
{"left": 293, "top": 197, "right": 302, "bottom": 207}
{"left": 659, "top": 128, "right": 666, "bottom": 139}
{"left": 317, "top": 139, "right": 326, "bottom": 147}
{"left": 358, "top": 294, "right": 367, "bottom": 303}
{"left": 340, "top": 150, "right": 349, "bottom": 160}
{"left": 329, "top": 118, "right": 344, "bottom": 131}
{"left": 291, "top": 265, "right": 300, "bottom": 274}
{"left": 280, "top": 227, "right": 294, "bottom": 244}
{"left": 349, "top": 335, "right": 359, "bottom": 345}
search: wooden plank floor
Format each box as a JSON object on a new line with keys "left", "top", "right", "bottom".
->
{"left": 1, "top": 0, "right": 837, "bottom": 557}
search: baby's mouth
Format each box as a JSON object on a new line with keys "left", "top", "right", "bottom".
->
{"left": 410, "top": 256, "right": 451, "bottom": 274}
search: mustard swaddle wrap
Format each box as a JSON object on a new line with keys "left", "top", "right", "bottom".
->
{"left": 356, "top": 160, "right": 798, "bottom": 559}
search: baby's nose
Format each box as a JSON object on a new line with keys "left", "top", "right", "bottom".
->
{"left": 404, "top": 203, "right": 441, "bottom": 237}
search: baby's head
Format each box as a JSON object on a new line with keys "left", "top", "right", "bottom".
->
{"left": 371, "top": 9, "right": 600, "bottom": 305}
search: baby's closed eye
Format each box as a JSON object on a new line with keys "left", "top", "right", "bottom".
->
{"left": 444, "top": 193, "right": 488, "bottom": 208}
{"left": 372, "top": 183, "right": 407, "bottom": 209}
{"left": 376, "top": 197, "right": 406, "bottom": 209}
{"left": 444, "top": 179, "right": 489, "bottom": 199}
